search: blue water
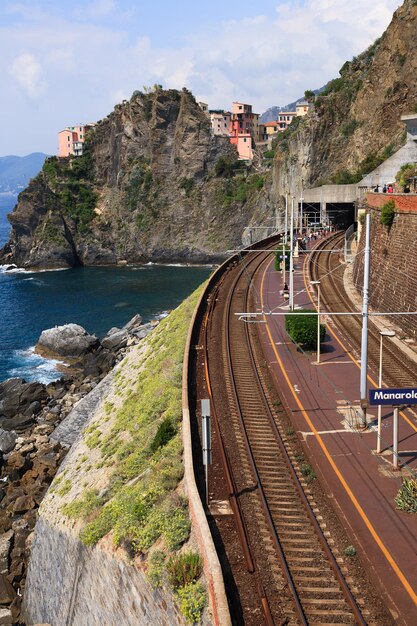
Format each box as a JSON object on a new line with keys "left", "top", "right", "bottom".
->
{"left": 0, "top": 193, "right": 15, "bottom": 246}
{"left": 0, "top": 264, "right": 211, "bottom": 383}
{"left": 0, "top": 200, "right": 211, "bottom": 382}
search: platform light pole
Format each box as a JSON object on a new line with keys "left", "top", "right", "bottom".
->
{"left": 359, "top": 212, "right": 371, "bottom": 427}
{"left": 393, "top": 406, "right": 399, "bottom": 470}
{"left": 284, "top": 194, "right": 288, "bottom": 245}
{"left": 310, "top": 280, "right": 321, "bottom": 364}
{"left": 376, "top": 330, "right": 396, "bottom": 454}
{"left": 299, "top": 194, "right": 304, "bottom": 235}
{"left": 289, "top": 197, "right": 295, "bottom": 310}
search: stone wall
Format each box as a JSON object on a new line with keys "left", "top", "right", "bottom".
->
{"left": 353, "top": 195, "right": 417, "bottom": 338}
{"left": 22, "top": 517, "right": 191, "bottom": 626}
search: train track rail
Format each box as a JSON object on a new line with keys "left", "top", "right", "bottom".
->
{"left": 203, "top": 244, "right": 367, "bottom": 625}
{"left": 309, "top": 233, "right": 417, "bottom": 390}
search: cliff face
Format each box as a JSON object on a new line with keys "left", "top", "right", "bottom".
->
{"left": 4, "top": 0, "right": 416, "bottom": 269}
{"left": 272, "top": 0, "right": 417, "bottom": 198}
{"left": 1, "top": 88, "right": 267, "bottom": 269}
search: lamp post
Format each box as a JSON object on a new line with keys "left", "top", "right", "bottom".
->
{"left": 284, "top": 194, "right": 288, "bottom": 245}
{"left": 376, "top": 329, "right": 396, "bottom": 454}
{"left": 289, "top": 197, "right": 294, "bottom": 310}
{"left": 299, "top": 194, "right": 304, "bottom": 235}
{"left": 310, "top": 280, "right": 321, "bottom": 364}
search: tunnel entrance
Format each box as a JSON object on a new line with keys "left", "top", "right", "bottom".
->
{"left": 298, "top": 201, "right": 356, "bottom": 231}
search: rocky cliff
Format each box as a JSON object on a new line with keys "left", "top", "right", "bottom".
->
{"left": 272, "top": 0, "right": 417, "bottom": 199}
{"left": 1, "top": 88, "right": 269, "bottom": 269}
{"left": 3, "top": 0, "right": 417, "bottom": 269}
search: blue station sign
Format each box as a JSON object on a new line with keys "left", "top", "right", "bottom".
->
{"left": 369, "top": 388, "right": 417, "bottom": 406}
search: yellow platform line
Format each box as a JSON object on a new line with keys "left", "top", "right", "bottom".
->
{"left": 260, "top": 257, "right": 417, "bottom": 606}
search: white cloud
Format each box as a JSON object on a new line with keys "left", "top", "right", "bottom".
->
{"left": 10, "top": 52, "right": 46, "bottom": 98}
{"left": 73, "top": 0, "right": 117, "bottom": 20}
{"left": 0, "top": 0, "right": 401, "bottom": 153}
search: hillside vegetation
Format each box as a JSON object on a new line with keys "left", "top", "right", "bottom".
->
{"left": 42, "top": 284, "right": 207, "bottom": 623}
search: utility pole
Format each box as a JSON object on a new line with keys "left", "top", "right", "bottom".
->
{"left": 284, "top": 194, "right": 288, "bottom": 245}
{"left": 299, "top": 193, "right": 304, "bottom": 235}
{"left": 289, "top": 197, "right": 294, "bottom": 310}
{"left": 359, "top": 213, "right": 371, "bottom": 427}
{"left": 282, "top": 240, "right": 286, "bottom": 288}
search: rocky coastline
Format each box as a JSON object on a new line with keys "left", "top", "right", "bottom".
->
{"left": 0, "top": 314, "right": 158, "bottom": 625}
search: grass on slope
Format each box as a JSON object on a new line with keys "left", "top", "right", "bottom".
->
{"left": 61, "top": 286, "right": 203, "bottom": 555}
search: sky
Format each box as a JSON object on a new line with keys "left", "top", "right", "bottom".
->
{"left": 0, "top": 0, "right": 401, "bottom": 155}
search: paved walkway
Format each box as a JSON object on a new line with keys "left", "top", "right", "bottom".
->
{"left": 254, "top": 236, "right": 417, "bottom": 626}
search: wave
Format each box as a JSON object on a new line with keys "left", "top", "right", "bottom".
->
{"left": 154, "top": 311, "right": 170, "bottom": 320}
{"left": 9, "top": 346, "right": 64, "bottom": 384}
{"left": 0, "top": 265, "right": 70, "bottom": 275}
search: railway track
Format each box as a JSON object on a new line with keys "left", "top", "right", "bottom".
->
{"left": 309, "top": 233, "right": 417, "bottom": 389}
{"left": 203, "top": 244, "right": 367, "bottom": 625}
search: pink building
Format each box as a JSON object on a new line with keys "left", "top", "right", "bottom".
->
{"left": 235, "top": 134, "right": 253, "bottom": 160}
{"left": 57, "top": 124, "right": 94, "bottom": 157}
{"left": 230, "top": 102, "right": 259, "bottom": 160}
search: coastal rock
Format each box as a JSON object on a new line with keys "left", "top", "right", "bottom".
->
{"left": 0, "top": 379, "right": 47, "bottom": 420}
{"left": 101, "top": 329, "right": 129, "bottom": 351}
{"left": 82, "top": 349, "right": 115, "bottom": 378}
{"left": 0, "top": 607, "right": 13, "bottom": 625}
{"left": 37, "top": 324, "right": 99, "bottom": 358}
{"left": 1, "top": 414, "right": 36, "bottom": 433}
{"left": 0, "top": 430, "right": 17, "bottom": 455}
{"left": 0, "top": 575, "right": 16, "bottom": 605}
{"left": 0, "top": 531, "right": 13, "bottom": 575}
{"left": 132, "top": 322, "right": 155, "bottom": 341}
{"left": 123, "top": 314, "right": 143, "bottom": 331}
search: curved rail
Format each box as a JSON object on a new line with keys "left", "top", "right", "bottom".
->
{"left": 203, "top": 243, "right": 367, "bottom": 624}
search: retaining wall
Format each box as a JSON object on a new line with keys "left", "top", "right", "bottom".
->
{"left": 353, "top": 194, "right": 417, "bottom": 338}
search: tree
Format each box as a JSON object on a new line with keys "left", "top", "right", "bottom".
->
{"left": 396, "top": 163, "right": 417, "bottom": 189}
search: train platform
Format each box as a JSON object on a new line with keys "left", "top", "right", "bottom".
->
{"left": 254, "top": 235, "right": 417, "bottom": 625}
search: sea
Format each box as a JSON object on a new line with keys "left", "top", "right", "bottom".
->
{"left": 0, "top": 194, "right": 212, "bottom": 383}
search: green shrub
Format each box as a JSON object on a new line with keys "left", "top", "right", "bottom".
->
{"left": 176, "top": 582, "right": 207, "bottom": 624}
{"left": 164, "top": 501, "right": 191, "bottom": 550}
{"left": 396, "top": 162, "right": 417, "bottom": 188}
{"left": 147, "top": 550, "right": 167, "bottom": 587}
{"left": 80, "top": 507, "right": 114, "bottom": 546}
{"left": 344, "top": 545, "right": 356, "bottom": 557}
{"left": 275, "top": 246, "right": 291, "bottom": 271}
{"left": 300, "top": 463, "right": 316, "bottom": 481}
{"left": 263, "top": 150, "right": 275, "bottom": 159}
{"left": 214, "top": 157, "right": 242, "bottom": 178}
{"left": 380, "top": 199, "right": 395, "bottom": 228}
{"left": 395, "top": 478, "right": 417, "bottom": 513}
{"left": 56, "top": 479, "right": 72, "bottom": 496}
{"left": 166, "top": 551, "right": 202, "bottom": 589}
{"left": 179, "top": 177, "right": 195, "bottom": 197}
{"left": 62, "top": 489, "right": 102, "bottom": 519}
{"left": 285, "top": 310, "right": 326, "bottom": 349}
{"left": 340, "top": 118, "right": 361, "bottom": 138}
{"left": 150, "top": 418, "right": 177, "bottom": 453}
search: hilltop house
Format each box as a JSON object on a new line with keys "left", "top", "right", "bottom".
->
{"left": 57, "top": 124, "right": 95, "bottom": 157}
{"left": 210, "top": 110, "right": 231, "bottom": 136}
{"left": 230, "top": 102, "right": 260, "bottom": 160}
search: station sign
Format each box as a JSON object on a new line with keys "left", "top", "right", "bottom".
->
{"left": 369, "top": 388, "right": 417, "bottom": 406}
